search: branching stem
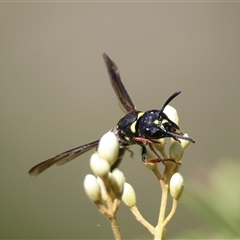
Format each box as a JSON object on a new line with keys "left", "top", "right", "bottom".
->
{"left": 155, "top": 182, "right": 169, "bottom": 240}
{"left": 130, "top": 206, "right": 155, "bottom": 235}
{"left": 163, "top": 198, "right": 178, "bottom": 227}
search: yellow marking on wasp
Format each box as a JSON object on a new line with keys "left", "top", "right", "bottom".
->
{"left": 130, "top": 112, "right": 144, "bottom": 133}
{"left": 162, "top": 119, "right": 168, "bottom": 124}
{"left": 154, "top": 119, "right": 168, "bottom": 126}
{"left": 125, "top": 136, "right": 130, "bottom": 141}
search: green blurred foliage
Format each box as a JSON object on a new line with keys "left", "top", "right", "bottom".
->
{"left": 177, "top": 158, "right": 240, "bottom": 239}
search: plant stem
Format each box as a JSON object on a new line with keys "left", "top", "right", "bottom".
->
{"left": 152, "top": 166, "right": 169, "bottom": 240}
{"left": 95, "top": 202, "right": 113, "bottom": 218}
{"left": 163, "top": 198, "right": 178, "bottom": 227}
{"left": 110, "top": 216, "right": 122, "bottom": 240}
{"left": 155, "top": 184, "right": 169, "bottom": 240}
{"left": 130, "top": 206, "right": 155, "bottom": 235}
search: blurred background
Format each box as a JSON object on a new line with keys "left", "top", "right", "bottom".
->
{"left": 1, "top": 2, "right": 240, "bottom": 239}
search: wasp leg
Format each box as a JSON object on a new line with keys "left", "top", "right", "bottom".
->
{"left": 134, "top": 137, "right": 154, "bottom": 145}
{"left": 141, "top": 146, "right": 147, "bottom": 161}
{"left": 133, "top": 137, "right": 163, "bottom": 161}
{"left": 133, "top": 137, "right": 165, "bottom": 147}
{"left": 141, "top": 143, "right": 162, "bottom": 161}
{"left": 125, "top": 147, "right": 134, "bottom": 158}
{"left": 148, "top": 142, "right": 181, "bottom": 165}
{"left": 134, "top": 137, "right": 181, "bottom": 165}
{"left": 149, "top": 158, "right": 181, "bottom": 165}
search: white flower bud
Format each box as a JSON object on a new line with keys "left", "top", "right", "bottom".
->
{"left": 110, "top": 168, "right": 125, "bottom": 196}
{"left": 144, "top": 145, "right": 157, "bottom": 162}
{"left": 97, "top": 132, "right": 119, "bottom": 166}
{"left": 169, "top": 141, "right": 183, "bottom": 162}
{"left": 180, "top": 133, "right": 191, "bottom": 149}
{"left": 122, "top": 182, "right": 136, "bottom": 208}
{"left": 83, "top": 174, "right": 101, "bottom": 202}
{"left": 143, "top": 161, "right": 158, "bottom": 170}
{"left": 163, "top": 105, "right": 179, "bottom": 125}
{"left": 97, "top": 176, "right": 109, "bottom": 201}
{"left": 170, "top": 172, "right": 184, "bottom": 200}
{"left": 90, "top": 153, "right": 110, "bottom": 177}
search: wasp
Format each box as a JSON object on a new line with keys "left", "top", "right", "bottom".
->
{"left": 29, "top": 54, "right": 195, "bottom": 177}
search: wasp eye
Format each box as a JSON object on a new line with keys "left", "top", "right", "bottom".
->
{"left": 163, "top": 121, "right": 172, "bottom": 131}
{"left": 163, "top": 120, "right": 179, "bottom": 132}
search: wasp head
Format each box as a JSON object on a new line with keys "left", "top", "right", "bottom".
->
{"left": 157, "top": 91, "right": 195, "bottom": 143}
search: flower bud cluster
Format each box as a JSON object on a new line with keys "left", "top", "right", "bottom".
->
{"left": 83, "top": 132, "right": 136, "bottom": 208}
{"left": 83, "top": 104, "right": 192, "bottom": 238}
{"left": 148, "top": 105, "right": 191, "bottom": 201}
{"left": 166, "top": 108, "right": 185, "bottom": 200}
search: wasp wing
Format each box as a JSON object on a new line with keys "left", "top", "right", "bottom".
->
{"left": 29, "top": 140, "right": 99, "bottom": 177}
{"left": 103, "top": 53, "right": 136, "bottom": 113}
{"left": 29, "top": 54, "right": 133, "bottom": 177}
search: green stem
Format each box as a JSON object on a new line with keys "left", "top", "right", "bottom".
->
{"left": 163, "top": 198, "right": 178, "bottom": 227}
{"left": 155, "top": 184, "right": 169, "bottom": 240}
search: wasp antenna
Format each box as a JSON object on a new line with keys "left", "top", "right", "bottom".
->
{"left": 159, "top": 91, "right": 181, "bottom": 116}
{"left": 103, "top": 53, "right": 116, "bottom": 70}
{"left": 163, "top": 91, "right": 181, "bottom": 110}
{"left": 102, "top": 53, "right": 110, "bottom": 63}
{"left": 168, "top": 131, "right": 195, "bottom": 143}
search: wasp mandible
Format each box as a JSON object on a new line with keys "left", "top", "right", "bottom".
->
{"left": 29, "top": 54, "right": 195, "bottom": 177}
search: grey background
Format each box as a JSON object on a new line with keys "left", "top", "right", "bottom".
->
{"left": 1, "top": 2, "right": 240, "bottom": 239}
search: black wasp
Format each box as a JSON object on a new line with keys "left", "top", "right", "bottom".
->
{"left": 29, "top": 54, "right": 195, "bottom": 177}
